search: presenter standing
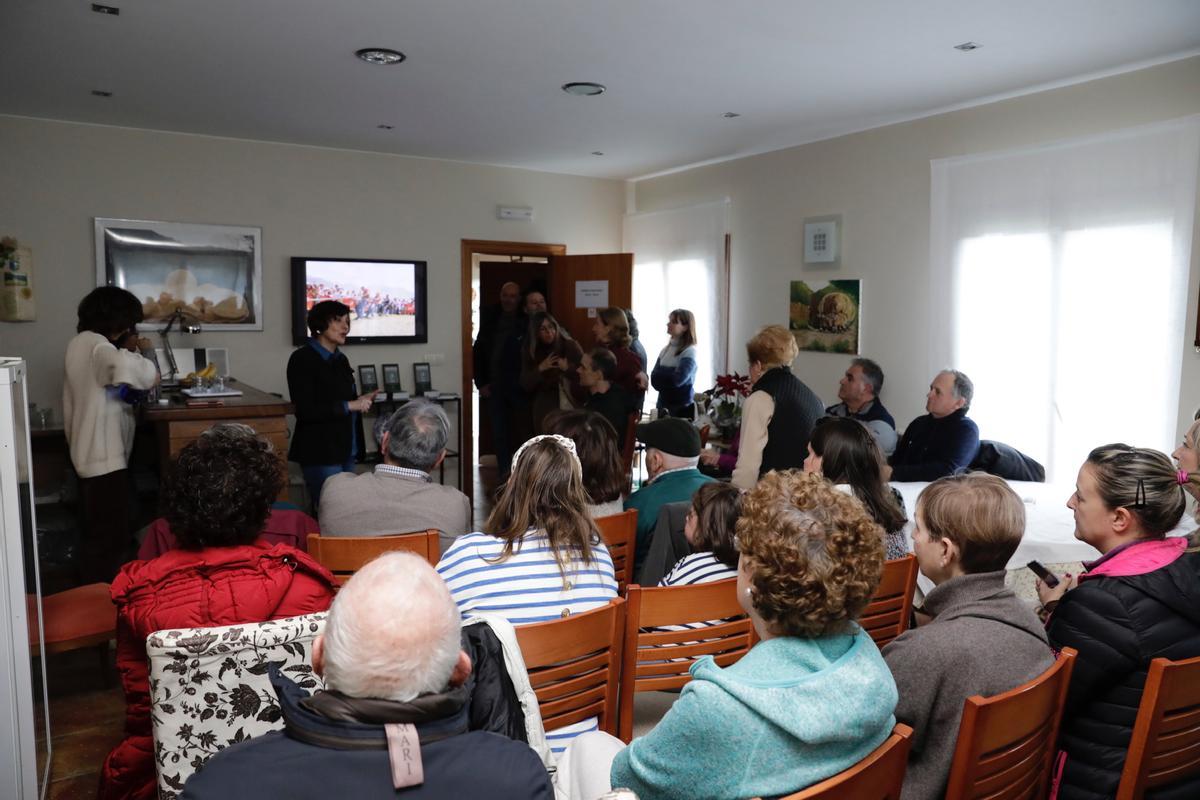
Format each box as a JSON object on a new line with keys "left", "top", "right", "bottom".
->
{"left": 287, "top": 300, "right": 377, "bottom": 509}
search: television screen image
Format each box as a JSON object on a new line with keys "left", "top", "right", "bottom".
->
{"left": 292, "top": 257, "right": 428, "bottom": 345}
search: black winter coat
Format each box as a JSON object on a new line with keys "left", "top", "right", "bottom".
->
{"left": 286, "top": 343, "right": 365, "bottom": 466}
{"left": 1046, "top": 544, "right": 1200, "bottom": 800}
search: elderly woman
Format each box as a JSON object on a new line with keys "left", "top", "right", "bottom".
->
{"left": 883, "top": 473, "right": 1053, "bottom": 800}
{"left": 731, "top": 324, "right": 825, "bottom": 489}
{"left": 1037, "top": 444, "right": 1200, "bottom": 800}
{"left": 100, "top": 424, "right": 337, "bottom": 800}
{"left": 558, "top": 470, "right": 898, "bottom": 800}
{"left": 520, "top": 311, "right": 584, "bottom": 434}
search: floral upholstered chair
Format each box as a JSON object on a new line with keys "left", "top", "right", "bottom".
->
{"left": 146, "top": 613, "right": 326, "bottom": 798}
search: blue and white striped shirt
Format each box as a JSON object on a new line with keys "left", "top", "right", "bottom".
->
{"left": 659, "top": 552, "right": 738, "bottom": 587}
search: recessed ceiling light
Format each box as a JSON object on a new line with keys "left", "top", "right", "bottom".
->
{"left": 562, "top": 82, "right": 606, "bottom": 97}
{"left": 91, "top": 3, "right": 120, "bottom": 15}
{"left": 954, "top": 42, "right": 982, "bottom": 52}
{"left": 591, "top": 151, "right": 604, "bottom": 156}
{"left": 356, "top": 48, "right": 406, "bottom": 65}
{"left": 722, "top": 112, "right": 741, "bottom": 119}
{"left": 377, "top": 124, "right": 395, "bottom": 130}
{"left": 91, "top": 89, "right": 113, "bottom": 97}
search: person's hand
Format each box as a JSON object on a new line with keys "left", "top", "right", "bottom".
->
{"left": 539, "top": 355, "right": 559, "bottom": 372}
{"left": 134, "top": 336, "right": 154, "bottom": 353}
{"left": 479, "top": 384, "right": 492, "bottom": 399}
{"left": 635, "top": 371, "right": 649, "bottom": 391}
{"left": 348, "top": 389, "right": 379, "bottom": 413}
{"left": 699, "top": 449, "right": 720, "bottom": 466}
{"left": 1036, "top": 572, "right": 1076, "bottom": 609}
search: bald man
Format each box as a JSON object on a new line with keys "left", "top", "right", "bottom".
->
{"left": 472, "top": 281, "right": 529, "bottom": 475}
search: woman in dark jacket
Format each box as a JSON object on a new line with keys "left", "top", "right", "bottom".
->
{"left": 519, "top": 312, "right": 584, "bottom": 434}
{"left": 1038, "top": 444, "right": 1200, "bottom": 800}
{"left": 287, "top": 300, "right": 377, "bottom": 507}
{"left": 591, "top": 307, "right": 646, "bottom": 401}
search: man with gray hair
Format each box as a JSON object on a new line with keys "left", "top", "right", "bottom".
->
{"left": 181, "top": 552, "right": 552, "bottom": 799}
{"left": 888, "top": 369, "right": 980, "bottom": 482}
{"left": 825, "top": 357, "right": 898, "bottom": 456}
{"left": 319, "top": 400, "right": 472, "bottom": 553}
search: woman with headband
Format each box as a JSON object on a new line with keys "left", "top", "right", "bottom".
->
{"left": 1037, "top": 444, "right": 1200, "bottom": 800}
{"left": 436, "top": 434, "right": 618, "bottom": 755}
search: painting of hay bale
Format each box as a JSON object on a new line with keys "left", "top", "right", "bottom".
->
{"left": 789, "top": 279, "right": 860, "bottom": 354}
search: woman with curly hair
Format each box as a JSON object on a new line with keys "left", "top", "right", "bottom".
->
{"left": 100, "top": 424, "right": 337, "bottom": 800}
{"left": 544, "top": 409, "right": 626, "bottom": 517}
{"left": 557, "top": 470, "right": 898, "bottom": 800}
{"left": 520, "top": 311, "right": 585, "bottom": 434}
{"left": 806, "top": 416, "right": 909, "bottom": 559}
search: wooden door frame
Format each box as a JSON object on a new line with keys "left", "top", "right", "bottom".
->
{"left": 460, "top": 239, "right": 566, "bottom": 506}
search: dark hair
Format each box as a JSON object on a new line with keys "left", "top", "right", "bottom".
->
{"left": 623, "top": 308, "right": 640, "bottom": 340}
{"left": 1085, "top": 444, "right": 1185, "bottom": 537}
{"left": 163, "top": 424, "right": 284, "bottom": 550}
{"left": 851, "top": 358, "right": 884, "bottom": 397}
{"left": 545, "top": 409, "right": 624, "bottom": 505}
{"left": 307, "top": 300, "right": 351, "bottom": 337}
{"left": 669, "top": 309, "right": 697, "bottom": 354}
{"left": 917, "top": 473, "right": 1025, "bottom": 573}
{"left": 588, "top": 347, "right": 618, "bottom": 382}
{"left": 689, "top": 482, "right": 742, "bottom": 569}
{"left": 597, "top": 308, "right": 632, "bottom": 348}
{"left": 811, "top": 417, "right": 907, "bottom": 534}
{"left": 77, "top": 286, "right": 144, "bottom": 336}
{"left": 527, "top": 311, "right": 565, "bottom": 359}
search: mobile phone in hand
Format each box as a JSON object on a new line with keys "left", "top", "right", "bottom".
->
{"left": 1027, "top": 560, "right": 1060, "bottom": 588}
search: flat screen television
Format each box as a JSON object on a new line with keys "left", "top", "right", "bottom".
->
{"left": 291, "top": 257, "right": 428, "bottom": 345}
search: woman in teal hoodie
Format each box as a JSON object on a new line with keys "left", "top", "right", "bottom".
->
{"left": 562, "top": 470, "right": 898, "bottom": 800}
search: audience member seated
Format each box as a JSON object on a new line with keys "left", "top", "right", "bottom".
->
{"left": 883, "top": 473, "right": 1053, "bottom": 800}
{"left": 732, "top": 324, "right": 824, "bottom": 489}
{"left": 659, "top": 482, "right": 741, "bottom": 587}
{"left": 889, "top": 369, "right": 980, "bottom": 482}
{"left": 318, "top": 400, "right": 471, "bottom": 554}
{"left": 1037, "top": 445, "right": 1200, "bottom": 800}
{"left": 1173, "top": 417, "right": 1200, "bottom": 532}
{"left": 806, "top": 417, "right": 909, "bottom": 559}
{"left": 180, "top": 552, "right": 553, "bottom": 800}
{"left": 592, "top": 307, "right": 648, "bottom": 399}
{"left": 102, "top": 424, "right": 337, "bottom": 800}
{"left": 519, "top": 311, "right": 584, "bottom": 435}
{"left": 624, "top": 418, "right": 714, "bottom": 569}
{"left": 437, "top": 434, "right": 617, "bottom": 755}
{"left": 557, "top": 471, "right": 898, "bottom": 800}
{"left": 138, "top": 501, "right": 317, "bottom": 559}
{"left": 545, "top": 409, "right": 626, "bottom": 517}
{"left": 578, "top": 347, "right": 638, "bottom": 452}
{"left": 824, "top": 357, "right": 898, "bottom": 456}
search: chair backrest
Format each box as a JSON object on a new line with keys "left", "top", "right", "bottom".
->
{"left": 859, "top": 555, "right": 918, "bottom": 648}
{"left": 617, "top": 579, "right": 753, "bottom": 742}
{"left": 1116, "top": 654, "right": 1200, "bottom": 799}
{"left": 770, "top": 723, "right": 915, "bottom": 800}
{"left": 146, "top": 613, "right": 327, "bottom": 798}
{"left": 513, "top": 598, "right": 625, "bottom": 736}
{"left": 595, "top": 509, "right": 638, "bottom": 592}
{"left": 943, "top": 648, "right": 1077, "bottom": 800}
{"left": 306, "top": 529, "right": 439, "bottom": 577}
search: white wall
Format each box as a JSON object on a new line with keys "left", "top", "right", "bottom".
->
{"left": 0, "top": 117, "right": 624, "bottom": 411}
{"left": 632, "top": 56, "right": 1200, "bottom": 445}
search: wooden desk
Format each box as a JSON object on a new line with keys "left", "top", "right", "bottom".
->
{"left": 143, "top": 380, "right": 293, "bottom": 498}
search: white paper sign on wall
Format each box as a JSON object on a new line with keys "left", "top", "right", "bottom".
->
{"left": 575, "top": 280, "right": 609, "bottom": 308}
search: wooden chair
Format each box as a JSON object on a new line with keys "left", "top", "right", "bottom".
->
{"left": 306, "top": 529, "right": 439, "bottom": 578}
{"left": 29, "top": 582, "right": 117, "bottom": 656}
{"left": 513, "top": 598, "right": 625, "bottom": 736}
{"left": 766, "top": 723, "right": 915, "bottom": 800}
{"left": 617, "top": 579, "right": 753, "bottom": 742}
{"left": 859, "top": 555, "right": 918, "bottom": 648}
{"left": 943, "top": 648, "right": 1077, "bottom": 800}
{"left": 595, "top": 509, "right": 638, "bottom": 592}
{"left": 1115, "top": 654, "right": 1200, "bottom": 799}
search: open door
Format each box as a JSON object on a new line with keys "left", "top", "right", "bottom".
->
{"left": 547, "top": 253, "right": 634, "bottom": 346}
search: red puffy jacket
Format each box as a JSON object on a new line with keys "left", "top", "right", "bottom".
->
{"left": 99, "top": 541, "right": 337, "bottom": 800}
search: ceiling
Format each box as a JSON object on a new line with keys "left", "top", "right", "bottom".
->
{"left": 2, "top": 1, "right": 1198, "bottom": 180}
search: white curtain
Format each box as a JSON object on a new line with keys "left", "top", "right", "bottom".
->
{"left": 623, "top": 201, "right": 729, "bottom": 410}
{"left": 930, "top": 116, "right": 1200, "bottom": 484}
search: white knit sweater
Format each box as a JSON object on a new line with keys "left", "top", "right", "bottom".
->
{"left": 63, "top": 331, "right": 158, "bottom": 478}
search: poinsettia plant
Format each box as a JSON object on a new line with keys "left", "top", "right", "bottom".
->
{"left": 705, "top": 372, "right": 753, "bottom": 432}
{"left": 713, "top": 372, "right": 752, "bottom": 400}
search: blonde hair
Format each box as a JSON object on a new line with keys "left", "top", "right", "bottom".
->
{"left": 916, "top": 473, "right": 1025, "bottom": 573}
{"left": 597, "top": 307, "right": 632, "bottom": 348}
{"left": 746, "top": 324, "right": 798, "bottom": 369}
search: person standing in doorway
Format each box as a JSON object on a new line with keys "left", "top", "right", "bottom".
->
{"left": 473, "top": 281, "right": 528, "bottom": 477}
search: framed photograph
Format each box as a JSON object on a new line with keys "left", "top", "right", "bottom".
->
{"left": 94, "top": 218, "right": 263, "bottom": 330}
{"left": 382, "top": 363, "right": 402, "bottom": 393}
{"left": 412, "top": 362, "right": 433, "bottom": 396}
{"left": 789, "top": 278, "right": 861, "bottom": 355}
{"left": 358, "top": 365, "right": 379, "bottom": 394}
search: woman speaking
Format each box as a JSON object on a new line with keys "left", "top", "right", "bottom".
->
{"left": 287, "top": 300, "right": 377, "bottom": 508}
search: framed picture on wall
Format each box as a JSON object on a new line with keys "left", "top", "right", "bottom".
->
{"left": 382, "top": 363, "right": 402, "bottom": 394}
{"left": 358, "top": 365, "right": 379, "bottom": 394}
{"left": 412, "top": 362, "right": 433, "bottom": 396}
{"left": 94, "top": 218, "right": 263, "bottom": 330}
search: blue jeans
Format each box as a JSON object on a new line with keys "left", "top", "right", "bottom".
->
{"left": 302, "top": 460, "right": 356, "bottom": 511}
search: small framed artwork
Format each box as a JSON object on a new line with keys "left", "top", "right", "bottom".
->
{"left": 412, "top": 362, "right": 433, "bottom": 396}
{"left": 358, "top": 365, "right": 379, "bottom": 394}
{"left": 803, "top": 215, "right": 841, "bottom": 267}
{"left": 382, "top": 363, "right": 402, "bottom": 394}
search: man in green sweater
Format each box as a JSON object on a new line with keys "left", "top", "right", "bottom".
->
{"left": 624, "top": 417, "right": 714, "bottom": 570}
